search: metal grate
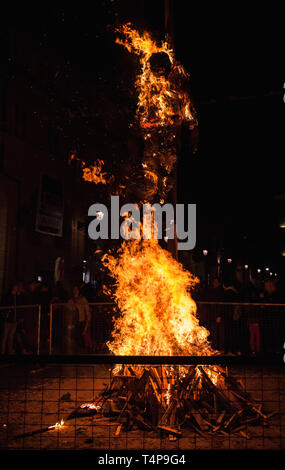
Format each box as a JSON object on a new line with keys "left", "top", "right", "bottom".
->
{"left": 0, "top": 356, "right": 284, "bottom": 450}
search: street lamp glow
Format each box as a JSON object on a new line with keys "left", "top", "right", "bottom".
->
{"left": 265, "top": 267, "right": 270, "bottom": 271}
{"left": 203, "top": 250, "right": 208, "bottom": 256}
{"left": 96, "top": 210, "right": 104, "bottom": 220}
{"left": 244, "top": 264, "right": 249, "bottom": 270}
{"left": 257, "top": 269, "right": 261, "bottom": 273}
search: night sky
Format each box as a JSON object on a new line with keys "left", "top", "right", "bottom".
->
{"left": 2, "top": 2, "right": 284, "bottom": 272}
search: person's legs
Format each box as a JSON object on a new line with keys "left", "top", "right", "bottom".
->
{"left": 1, "top": 322, "right": 10, "bottom": 354}
{"left": 75, "top": 322, "right": 85, "bottom": 353}
{"left": 7, "top": 322, "right": 17, "bottom": 354}
{"left": 255, "top": 324, "right": 261, "bottom": 353}
{"left": 249, "top": 324, "right": 255, "bottom": 353}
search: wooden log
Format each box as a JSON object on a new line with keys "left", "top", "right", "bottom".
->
{"left": 115, "top": 425, "right": 122, "bottom": 436}
{"left": 161, "top": 365, "right": 169, "bottom": 392}
{"left": 239, "top": 430, "right": 251, "bottom": 439}
{"left": 157, "top": 425, "right": 182, "bottom": 437}
{"left": 133, "top": 413, "right": 157, "bottom": 432}
{"left": 198, "top": 367, "right": 237, "bottom": 412}
{"left": 149, "top": 376, "right": 166, "bottom": 410}
{"left": 217, "top": 410, "right": 226, "bottom": 424}
{"left": 149, "top": 366, "right": 163, "bottom": 391}
{"left": 223, "top": 411, "right": 241, "bottom": 430}
{"left": 231, "top": 390, "right": 268, "bottom": 419}
{"left": 185, "top": 416, "right": 208, "bottom": 437}
{"left": 233, "top": 416, "right": 260, "bottom": 432}
{"left": 161, "top": 397, "right": 177, "bottom": 424}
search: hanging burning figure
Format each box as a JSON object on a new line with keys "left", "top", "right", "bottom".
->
{"left": 116, "top": 23, "right": 198, "bottom": 203}
{"left": 101, "top": 25, "right": 208, "bottom": 358}
{"left": 71, "top": 25, "right": 197, "bottom": 203}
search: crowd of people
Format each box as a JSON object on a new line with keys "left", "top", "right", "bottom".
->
{"left": 195, "top": 277, "right": 284, "bottom": 356}
{"left": 0, "top": 276, "right": 284, "bottom": 356}
{"left": 0, "top": 280, "right": 107, "bottom": 355}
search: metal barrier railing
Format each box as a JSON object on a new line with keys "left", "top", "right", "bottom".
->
{"left": 197, "top": 301, "right": 285, "bottom": 356}
{"left": 49, "top": 302, "right": 115, "bottom": 355}
{"left": 1, "top": 301, "right": 284, "bottom": 357}
{"left": 48, "top": 301, "right": 285, "bottom": 357}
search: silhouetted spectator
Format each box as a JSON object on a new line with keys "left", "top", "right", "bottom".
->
{"left": 38, "top": 284, "right": 52, "bottom": 353}
{"left": 67, "top": 286, "right": 91, "bottom": 354}
{"left": 205, "top": 278, "right": 225, "bottom": 352}
{"left": 260, "top": 279, "right": 282, "bottom": 355}
{"left": 1, "top": 284, "right": 19, "bottom": 354}
{"left": 80, "top": 282, "right": 96, "bottom": 302}
{"left": 243, "top": 281, "right": 260, "bottom": 356}
{"left": 51, "top": 281, "right": 68, "bottom": 303}
{"left": 223, "top": 281, "right": 243, "bottom": 354}
{"left": 50, "top": 281, "right": 68, "bottom": 353}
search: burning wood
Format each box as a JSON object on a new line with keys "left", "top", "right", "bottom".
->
{"left": 66, "top": 24, "right": 275, "bottom": 442}
{"left": 91, "top": 364, "right": 273, "bottom": 438}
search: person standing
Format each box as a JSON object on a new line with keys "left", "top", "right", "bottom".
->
{"left": 223, "top": 280, "right": 242, "bottom": 354}
{"left": 1, "top": 284, "right": 19, "bottom": 354}
{"left": 205, "top": 278, "right": 225, "bottom": 352}
{"left": 67, "top": 286, "right": 91, "bottom": 354}
{"left": 260, "top": 279, "right": 282, "bottom": 355}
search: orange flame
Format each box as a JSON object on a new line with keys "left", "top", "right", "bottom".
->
{"left": 116, "top": 23, "right": 197, "bottom": 129}
{"left": 48, "top": 419, "right": 64, "bottom": 430}
{"left": 103, "top": 238, "right": 214, "bottom": 357}
{"left": 69, "top": 153, "right": 108, "bottom": 184}
{"left": 81, "top": 159, "right": 108, "bottom": 184}
{"left": 101, "top": 26, "right": 216, "bottom": 363}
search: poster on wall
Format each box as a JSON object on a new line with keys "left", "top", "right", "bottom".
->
{"left": 35, "top": 174, "right": 64, "bottom": 237}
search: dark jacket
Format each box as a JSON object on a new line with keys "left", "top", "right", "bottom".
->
{"left": 1, "top": 292, "right": 20, "bottom": 322}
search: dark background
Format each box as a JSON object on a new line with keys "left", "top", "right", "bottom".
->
{"left": 1, "top": 1, "right": 284, "bottom": 277}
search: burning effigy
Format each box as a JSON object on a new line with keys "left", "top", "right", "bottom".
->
{"left": 115, "top": 23, "right": 198, "bottom": 203}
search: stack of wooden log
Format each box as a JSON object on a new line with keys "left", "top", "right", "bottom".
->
{"left": 88, "top": 364, "right": 276, "bottom": 440}
{"left": 13, "top": 364, "right": 276, "bottom": 442}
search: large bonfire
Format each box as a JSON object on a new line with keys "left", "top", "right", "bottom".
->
{"left": 88, "top": 25, "right": 272, "bottom": 439}
{"left": 14, "top": 24, "right": 274, "bottom": 444}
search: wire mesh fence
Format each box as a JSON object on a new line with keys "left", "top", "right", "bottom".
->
{"left": 48, "top": 302, "right": 285, "bottom": 356}
{"left": 49, "top": 303, "right": 114, "bottom": 355}
{"left": 1, "top": 302, "right": 284, "bottom": 357}
{"left": 0, "top": 356, "right": 284, "bottom": 450}
{"left": 197, "top": 302, "right": 285, "bottom": 356}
